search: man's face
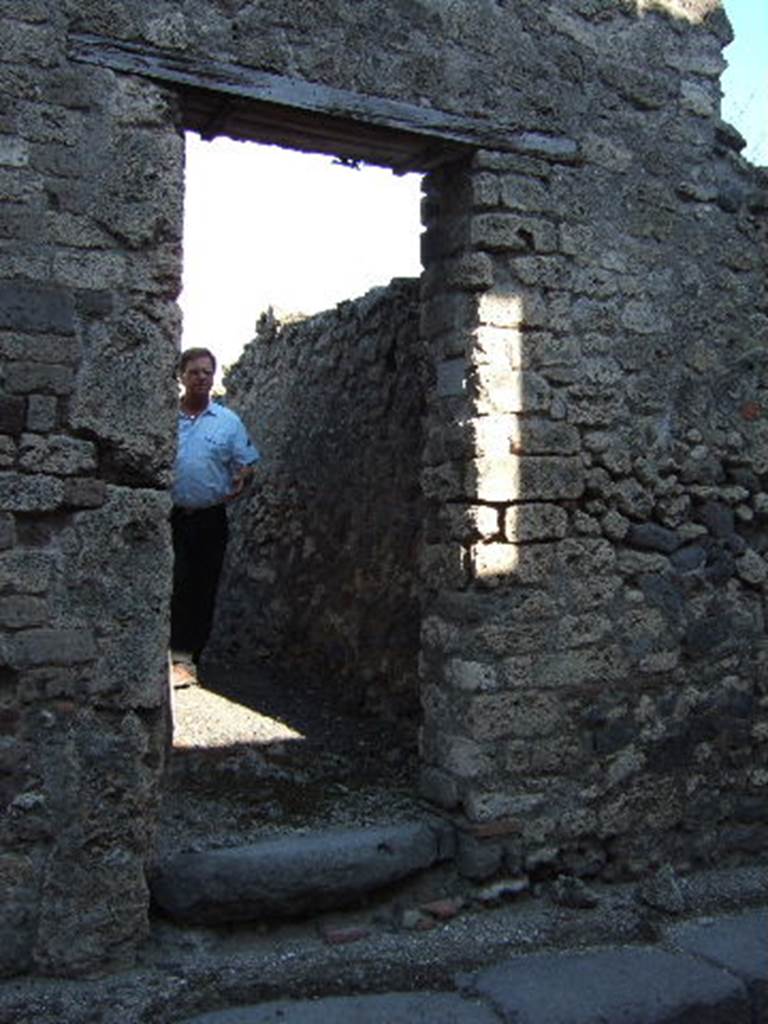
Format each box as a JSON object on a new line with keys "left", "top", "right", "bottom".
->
{"left": 180, "top": 355, "right": 215, "bottom": 400}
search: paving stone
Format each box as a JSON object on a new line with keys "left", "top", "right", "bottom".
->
{"left": 179, "top": 993, "right": 499, "bottom": 1024}
{"left": 459, "top": 945, "right": 751, "bottom": 1024}
{"left": 665, "top": 910, "right": 768, "bottom": 1021}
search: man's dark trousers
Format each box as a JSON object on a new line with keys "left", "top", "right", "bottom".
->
{"left": 170, "top": 504, "right": 228, "bottom": 664}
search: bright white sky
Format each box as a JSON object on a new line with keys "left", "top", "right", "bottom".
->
{"left": 180, "top": 145, "right": 423, "bottom": 380}
{"left": 179, "top": 0, "right": 767, "bottom": 382}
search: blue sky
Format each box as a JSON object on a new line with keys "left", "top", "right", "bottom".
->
{"left": 722, "top": 0, "right": 768, "bottom": 163}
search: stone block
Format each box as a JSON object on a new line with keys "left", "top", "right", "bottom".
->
{"left": 25, "top": 395, "right": 57, "bottom": 433}
{"left": 5, "top": 362, "right": 74, "bottom": 396}
{"left": 666, "top": 910, "right": 768, "bottom": 1022}
{"left": 512, "top": 254, "right": 569, "bottom": 288}
{"left": 18, "top": 434, "right": 97, "bottom": 475}
{"left": 464, "top": 789, "right": 545, "bottom": 824}
{"left": 0, "top": 202, "right": 45, "bottom": 243}
{"left": 621, "top": 299, "right": 672, "bottom": 335}
{"left": 0, "top": 396, "right": 25, "bottom": 435}
{"left": 582, "top": 133, "right": 633, "bottom": 172}
{"left": 149, "top": 823, "right": 448, "bottom": 924}
{"left": 504, "top": 503, "right": 567, "bottom": 541}
{"left": 534, "top": 645, "right": 628, "bottom": 688}
{"left": 462, "top": 946, "right": 751, "bottom": 1024}
{"left": 498, "top": 656, "right": 536, "bottom": 688}
{"left": 470, "top": 542, "right": 556, "bottom": 587}
{"left": 5, "top": 628, "right": 96, "bottom": 668}
{"left": 681, "top": 78, "right": 717, "bottom": 117}
{"left": 445, "top": 658, "right": 499, "bottom": 693}
{"left": 467, "top": 691, "right": 563, "bottom": 741}
{"left": 0, "top": 436, "right": 16, "bottom": 468}
{"left": 481, "top": 455, "right": 584, "bottom": 502}
{"left": 421, "top": 542, "right": 468, "bottom": 590}
{"left": 0, "top": 594, "right": 47, "bottom": 629}
{"left": 0, "top": 852, "right": 36, "bottom": 976}
{"left": 181, "top": 993, "right": 499, "bottom": 1024}
{"left": 66, "top": 314, "right": 177, "bottom": 487}
{"left": 735, "top": 549, "right": 767, "bottom": 585}
{"left": 438, "top": 734, "right": 495, "bottom": 778}
{"left": 52, "top": 251, "right": 127, "bottom": 289}
{"left": 440, "top": 503, "right": 500, "bottom": 543}
{"left": 473, "top": 368, "right": 551, "bottom": 414}
{"left": 559, "top": 613, "right": 612, "bottom": 649}
{"left": 0, "top": 550, "right": 54, "bottom": 593}
{"left": 627, "top": 523, "right": 682, "bottom": 554}
{"left": 421, "top": 462, "right": 464, "bottom": 501}
{"left": 110, "top": 77, "right": 175, "bottom": 127}
{"left": 0, "top": 513, "right": 15, "bottom": 550}
{"left": 443, "top": 253, "right": 494, "bottom": 289}
{"left": 475, "top": 416, "right": 579, "bottom": 457}
{"left": 471, "top": 171, "right": 501, "bottom": 208}
{"left": 0, "top": 472, "right": 63, "bottom": 512}
{"left": 471, "top": 213, "right": 557, "bottom": 253}
{"left": 1, "top": 21, "right": 59, "bottom": 68}
{"left": 0, "top": 134, "right": 28, "bottom": 167}
{"left": 418, "top": 765, "right": 460, "bottom": 809}
{"left": 0, "top": 332, "right": 81, "bottom": 365}
{"left": 500, "top": 175, "right": 553, "bottom": 213}
{"left": 62, "top": 477, "right": 107, "bottom": 509}
{"left": 456, "top": 830, "right": 504, "bottom": 879}
{"left": 0, "top": 282, "right": 74, "bottom": 334}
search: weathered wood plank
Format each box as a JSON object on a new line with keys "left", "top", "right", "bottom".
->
{"left": 180, "top": 86, "right": 460, "bottom": 171}
{"left": 68, "top": 33, "right": 507, "bottom": 166}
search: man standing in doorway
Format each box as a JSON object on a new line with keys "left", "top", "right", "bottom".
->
{"left": 170, "top": 347, "right": 259, "bottom": 684}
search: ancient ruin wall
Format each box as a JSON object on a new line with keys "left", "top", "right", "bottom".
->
{"left": 210, "top": 280, "right": 425, "bottom": 721}
{"left": 0, "top": 0, "right": 766, "bottom": 980}
{"left": 416, "top": 79, "right": 768, "bottom": 877}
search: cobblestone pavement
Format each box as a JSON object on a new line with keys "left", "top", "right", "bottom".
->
{"left": 179, "top": 909, "right": 768, "bottom": 1023}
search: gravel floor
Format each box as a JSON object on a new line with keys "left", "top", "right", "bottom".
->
{"left": 154, "top": 661, "right": 424, "bottom": 859}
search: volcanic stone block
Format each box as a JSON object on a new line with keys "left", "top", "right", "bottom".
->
{"left": 0, "top": 397, "right": 25, "bottom": 435}
{"left": 460, "top": 946, "right": 751, "bottom": 1023}
{"left": 0, "top": 282, "right": 74, "bottom": 334}
{"left": 180, "top": 993, "right": 499, "bottom": 1024}
{"left": 5, "top": 628, "right": 96, "bottom": 668}
{"left": 149, "top": 823, "right": 450, "bottom": 925}
{"left": 0, "top": 472, "right": 63, "bottom": 511}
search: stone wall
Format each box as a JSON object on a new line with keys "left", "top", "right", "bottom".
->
{"left": 0, "top": 0, "right": 765, "bottom": 980}
{"left": 418, "top": 142, "right": 768, "bottom": 880}
{"left": 0, "top": 2, "right": 182, "bottom": 977}
{"left": 210, "top": 280, "right": 425, "bottom": 721}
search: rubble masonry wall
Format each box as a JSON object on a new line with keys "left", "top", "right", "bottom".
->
{"left": 210, "top": 280, "right": 425, "bottom": 722}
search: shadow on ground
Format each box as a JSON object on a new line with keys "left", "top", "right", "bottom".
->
{"left": 154, "top": 660, "right": 422, "bottom": 860}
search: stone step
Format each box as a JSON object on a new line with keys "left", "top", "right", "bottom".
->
{"left": 148, "top": 820, "right": 454, "bottom": 925}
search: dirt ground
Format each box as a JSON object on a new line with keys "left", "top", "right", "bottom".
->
{"left": 153, "top": 660, "right": 424, "bottom": 860}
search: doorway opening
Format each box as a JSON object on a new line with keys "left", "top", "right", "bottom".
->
{"left": 159, "top": 128, "right": 431, "bottom": 859}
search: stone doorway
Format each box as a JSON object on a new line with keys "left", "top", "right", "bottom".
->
{"left": 123, "top": 58, "right": 477, "bottom": 860}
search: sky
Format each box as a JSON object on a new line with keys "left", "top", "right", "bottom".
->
{"left": 179, "top": 0, "right": 767, "bottom": 381}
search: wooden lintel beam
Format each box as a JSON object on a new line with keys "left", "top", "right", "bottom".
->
{"left": 68, "top": 33, "right": 509, "bottom": 167}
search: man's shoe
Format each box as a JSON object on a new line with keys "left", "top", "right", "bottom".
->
{"left": 171, "top": 661, "right": 197, "bottom": 689}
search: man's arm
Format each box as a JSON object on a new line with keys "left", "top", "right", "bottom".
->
{"left": 226, "top": 463, "right": 255, "bottom": 501}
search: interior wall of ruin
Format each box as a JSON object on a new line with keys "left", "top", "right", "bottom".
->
{"left": 209, "top": 280, "right": 425, "bottom": 722}
{"left": 0, "top": 0, "right": 765, "bottom": 979}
